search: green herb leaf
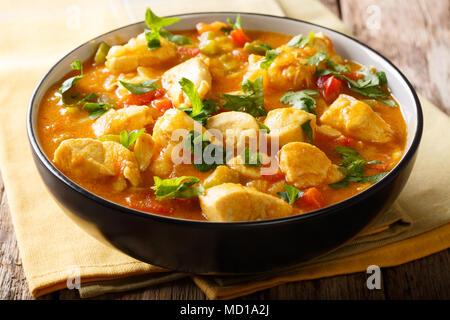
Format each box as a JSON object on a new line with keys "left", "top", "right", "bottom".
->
{"left": 301, "top": 120, "right": 314, "bottom": 144}
{"left": 377, "top": 98, "right": 396, "bottom": 107}
{"left": 118, "top": 129, "right": 145, "bottom": 148}
{"left": 241, "top": 148, "right": 263, "bottom": 167}
{"left": 179, "top": 77, "right": 203, "bottom": 116}
{"left": 119, "top": 79, "right": 160, "bottom": 96}
{"left": 286, "top": 30, "right": 315, "bottom": 48}
{"left": 184, "top": 130, "right": 227, "bottom": 172}
{"left": 359, "top": 171, "right": 389, "bottom": 183}
{"left": 260, "top": 49, "right": 281, "bottom": 70}
{"left": 244, "top": 41, "right": 272, "bottom": 55}
{"left": 59, "top": 60, "right": 85, "bottom": 105}
{"left": 326, "top": 59, "right": 351, "bottom": 73}
{"left": 160, "top": 29, "right": 191, "bottom": 45}
{"left": 277, "top": 184, "right": 303, "bottom": 205}
{"left": 144, "top": 8, "right": 181, "bottom": 50}
{"left": 98, "top": 134, "right": 120, "bottom": 143}
{"left": 257, "top": 121, "right": 270, "bottom": 133}
{"left": 82, "top": 102, "right": 114, "bottom": 119}
{"left": 306, "top": 51, "right": 328, "bottom": 66}
{"left": 329, "top": 146, "right": 389, "bottom": 189}
{"left": 151, "top": 176, "right": 204, "bottom": 200}
{"left": 280, "top": 89, "right": 319, "bottom": 114}
{"left": 70, "top": 60, "right": 82, "bottom": 72}
{"left": 222, "top": 76, "right": 267, "bottom": 117}
{"left": 227, "top": 14, "right": 242, "bottom": 30}
{"left": 178, "top": 78, "right": 219, "bottom": 125}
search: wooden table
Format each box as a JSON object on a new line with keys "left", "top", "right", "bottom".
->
{"left": 1, "top": 0, "right": 449, "bottom": 300}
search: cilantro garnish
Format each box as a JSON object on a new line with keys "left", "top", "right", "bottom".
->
{"left": 119, "top": 79, "right": 160, "bottom": 96}
{"left": 222, "top": 76, "right": 267, "bottom": 117}
{"left": 329, "top": 146, "right": 389, "bottom": 189}
{"left": 178, "top": 77, "right": 219, "bottom": 125}
{"left": 151, "top": 176, "right": 204, "bottom": 200}
{"left": 278, "top": 184, "right": 303, "bottom": 205}
{"left": 280, "top": 89, "right": 319, "bottom": 114}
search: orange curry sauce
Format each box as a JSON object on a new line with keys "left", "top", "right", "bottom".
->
{"left": 37, "top": 30, "right": 407, "bottom": 220}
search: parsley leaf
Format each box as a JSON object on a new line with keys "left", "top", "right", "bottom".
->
{"left": 119, "top": 129, "right": 145, "bottom": 148}
{"left": 222, "top": 76, "right": 267, "bottom": 117}
{"left": 144, "top": 8, "right": 181, "bottom": 50}
{"left": 151, "top": 176, "right": 204, "bottom": 200}
{"left": 359, "top": 172, "right": 390, "bottom": 183}
{"left": 277, "top": 184, "right": 303, "bottom": 205}
{"left": 244, "top": 41, "right": 272, "bottom": 55}
{"left": 329, "top": 146, "right": 389, "bottom": 189}
{"left": 260, "top": 49, "right": 281, "bottom": 70}
{"left": 179, "top": 77, "right": 203, "bottom": 115}
{"left": 280, "top": 89, "right": 319, "bottom": 114}
{"left": 184, "top": 130, "right": 227, "bottom": 172}
{"left": 59, "top": 59, "right": 85, "bottom": 105}
{"left": 314, "top": 59, "right": 396, "bottom": 107}
{"left": 119, "top": 79, "right": 160, "bottom": 96}
{"left": 301, "top": 120, "right": 314, "bottom": 144}
{"left": 257, "top": 121, "right": 271, "bottom": 133}
{"left": 286, "top": 31, "right": 315, "bottom": 48}
{"left": 179, "top": 78, "right": 219, "bottom": 125}
{"left": 160, "top": 29, "right": 191, "bottom": 45}
{"left": 241, "top": 148, "right": 263, "bottom": 167}
{"left": 82, "top": 102, "right": 114, "bottom": 119}
{"left": 227, "top": 14, "right": 242, "bottom": 30}
{"left": 306, "top": 51, "right": 328, "bottom": 66}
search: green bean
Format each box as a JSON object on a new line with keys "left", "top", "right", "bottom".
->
{"left": 94, "top": 42, "right": 110, "bottom": 65}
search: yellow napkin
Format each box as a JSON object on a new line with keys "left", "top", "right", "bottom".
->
{"left": 0, "top": 0, "right": 449, "bottom": 299}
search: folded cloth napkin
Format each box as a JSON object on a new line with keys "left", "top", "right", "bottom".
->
{"left": 0, "top": 0, "right": 448, "bottom": 299}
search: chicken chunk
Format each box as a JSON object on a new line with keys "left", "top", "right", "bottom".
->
{"left": 105, "top": 33, "right": 178, "bottom": 73}
{"left": 199, "top": 183, "right": 293, "bottom": 221}
{"left": 53, "top": 138, "right": 141, "bottom": 190}
{"left": 307, "top": 32, "right": 343, "bottom": 64}
{"left": 316, "top": 124, "right": 341, "bottom": 138}
{"left": 152, "top": 108, "right": 200, "bottom": 147}
{"left": 243, "top": 54, "right": 267, "bottom": 83}
{"left": 206, "top": 111, "right": 259, "bottom": 150}
{"left": 279, "top": 142, "right": 334, "bottom": 189}
{"left": 161, "top": 57, "right": 212, "bottom": 108}
{"left": 268, "top": 46, "right": 315, "bottom": 91}
{"left": 132, "top": 133, "right": 155, "bottom": 171}
{"left": 264, "top": 108, "right": 316, "bottom": 147}
{"left": 320, "top": 94, "right": 393, "bottom": 143}
{"left": 226, "top": 155, "right": 262, "bottom": 180}
{"left": 92, "top": 105, "right": 154, "bottom": 137}
{"left": 203, "top": 165, "right": 240, "bottom": 189}
{"left": 148, "top": 143, "right": 176, "bottom": 178}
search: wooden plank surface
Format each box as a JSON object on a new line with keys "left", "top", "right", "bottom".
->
{"left": 0, "top": 0, "right": 449, "bottom": 300}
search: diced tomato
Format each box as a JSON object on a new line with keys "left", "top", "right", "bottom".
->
{"left": 301, "top": 187, "right": 326, "bottom": 209}
{"left": 151, "top": 98, "right": 173, "bottom": 113}
{"left": 261, "top": 171, "right": 285, "bottom": 182}
{"left": 316, "top": 75, "right": 342, "bottom": 103}
{"left": 177, "top": 46, "right": 201, "bottom": 59}
{"left": 230, "top": 29, "right": 250, "bottom": 47}
{"left": 130, "top": 197, "right": 175, "bottom": 215}
{"left": 196, "top": 22, "right": 230, "bottom": 34}
{"left": 335, "top": 136, "right": 356, "bottom": 146}
{"left": 122, "top": 88, "right": 165, "bottom": 106}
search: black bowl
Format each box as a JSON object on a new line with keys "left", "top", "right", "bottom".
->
{"left": 27, "top": 13, "right": 423, "bottom": 273}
